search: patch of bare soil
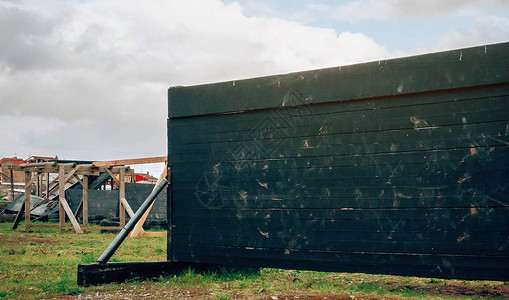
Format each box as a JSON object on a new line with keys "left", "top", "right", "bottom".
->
{"left": 257, "top": 294, "right": 399, "bottom": 300}
{"left": 56, "top": 279, "right": 509, "bottom": 299}
{"left": 57, "top": 284, "right": 403, "bottom": 300}
{"left": 0, "top": 232, "right": 59, "bottom": 246}
{"left": 416, "top": 282, "right": 509, "bottom": 297}
{"left": 63, "top": 285, "right": 211, "bottom": 300}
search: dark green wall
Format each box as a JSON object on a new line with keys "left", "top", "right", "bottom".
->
{"left": 167, "top": 42, "right": 509, "bottom": 280}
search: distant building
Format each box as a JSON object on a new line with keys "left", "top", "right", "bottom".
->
{"left": 27, "top": 155, "right": 58, "bottom": 163}
{"left": 0, "top": 157, "right": 28, "bottom": 199}
{"left": 132, "top": 172, "right": 158, "bottom": 184}
{"left": 0, "top": 157, "right": 28, "bottom": 184}
{"left": 103, "top": 172, "right": 158, "bottom": 190}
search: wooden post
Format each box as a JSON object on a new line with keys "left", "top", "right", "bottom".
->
{"left": 24, "top": 171, "right": 31, "bottom": 232}
{"left": 45, "top": 172, "right": 50, "bottom": 199}
{"left": 119, "top": 168, "right": 125, "bottom": 227}
{"left": 59, "top": 165, "right": 65, "bottom": 230}
{"left": 83, "top": 175, "right": 88, "bottom": 228}
{"left": 10, "top": 169, "right": 14, "bottom": 202}
{"left": 13, "top": 171, "right": 39, "bottom": 230}
{"left": 36, "top": 172, "right": 40, "bottom": 197}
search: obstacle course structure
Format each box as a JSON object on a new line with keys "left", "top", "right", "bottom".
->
{"left": 79, "top": 42, "right": 509, "bottom": 286}
{"left": 166, "top": 42, "right": 509, "bottom": 281}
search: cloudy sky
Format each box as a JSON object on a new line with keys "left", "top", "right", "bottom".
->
{"left": 1, "top": 0, "right": 508, "bottom": 175}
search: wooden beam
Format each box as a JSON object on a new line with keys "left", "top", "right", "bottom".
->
{"left": 29, "top": 224, "right": 60, "bottom": 228}
{"left": 45, "top": 172, "right": 50, "bottom": 200}
{"left": 103, "top": 168, "right": 120, "bottom": 185}
{"left": 130, "top": 166, "right": 168, "bottom": 237}
{"left": 26, "top": 171, "right": 41, "bottom": 188}
{"left": 59, "top": 194, "right": 83, "bottom": 234}
{"left": 138, "top": 231, "right": 166, "bottom": 237}
{"left": 119, "top": 168, "right": 126, "bottom": 227}
{"left": 24, "top": 171, "right": 31, "bottom": 232}
{"left": 74, "top": 199, "right": 83, "bottom": 219}
{"left": 19, "top": 162, "right": 57, "bottom": 168}
{"left": 12, "top": 201, "right": 24, "bottom": 230}
{"left": 10, "top": 169, "right": 14, "bottom": 203}
{"left": 62, "top": 165, "right": 80, "bottom": 185}
{"left": 72, "top": 174, "right": 84, "bottom": 187}
{"left": 20, "top": 171, "right": 41, "bottom": 232}
{"left": 120, "top": 197, "right": 135, "bottom": 218}
{"left": 59, "top": 166, "right": 65, "bottom": 230}
{"left": 45, "top": 175, "right": 59, "bottom": 199}
{"left": 72, "top": 175, "right": 89, "bottom": 227}
{"left": 92, "top": 156, "right": 167, "bottom": 167}
{"left": 83, "top": 176, "right": 88, "bottom": 227}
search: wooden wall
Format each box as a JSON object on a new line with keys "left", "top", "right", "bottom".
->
{"left": 167, "top": 42, "right": 509, "bottom": 280}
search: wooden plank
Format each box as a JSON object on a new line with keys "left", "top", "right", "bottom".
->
{"left": 168, "top": 86, "right": 509, "bottom": 130}
{"left": 72, "top": 174, "right": 84, "bottom": 186}
{"left": 173, "top": 213, "right": 509, "bottom": 232}
{"left": 130, "top": 166, "right": 168, "bottom": 237}
{"left": 45, "top": 172, "right": 50, "bottom": 200}
{"left": 59, "top": 194, "right": 83, "bottom": 234}
{"left": 139, "top": 231, "right": 167, "bottom": 237}
{"left": 168, "top": 118, "right": 509, "bottom": 156}
{"left": 72, "top": 175, "right": 88, "bottom": 227}
{"left": 73, "top": 175, "right": 84, "bottom": 218}
{"left": 172, "top": 236, "right": 506, "bottom": 256}
{"left": 85, "top": 226, "right": 123, "bottom": 231}
{"left": 172, "top": 248, "right": 508, "bottom": 281}
{"left": 171, "top": 146, "right": 507, "bottom": 174}
{"left": 92, "top": 156, "right": 167, "bottom": 167}
{"left": 172, "top": 160, "right": 508, "bottom": 185}
{"left": 174, "top": 226, "right": 508, "bottom": 243}
{"left": 169, "top": 43, "right": 509, "bottom": 118}
{"left": 172, "top": 244, "right": 509, "bottom": 270}
{"left": 103, "top": 168, "right": 120, "bottom": 185}
{"left": 29, "top": 224, "right": 61, "bottom": 228}
{"left": 24, "top": 172, "right": 31, "bottom": 232}
{"left": 169, "top": 111, "right": 509, "bottom": 147}
{"left": 172, "top": 207, "right": 508, "bottom": 222}
{"left": 120, "top": 197, "right": 135, "bottom": 218}
{"left": 119, "top": 168, "right": 126, "bottom": 227}
{"left": 59, "top": 166, "right": 65, "bottom": 229}
{"left": 168, "top": 95, "right": 509, "bottom": 141}
{"left": 172, "top": 195, "right": 509, "bottom": 210}
{"left": 45, "top": 175, "right": 59, "bottom": 199}
{"left": 83, "top": 175, "right": 88, "bottom": 227}
{"left": 11, "top": 201, "right": 24, "bottom": 230}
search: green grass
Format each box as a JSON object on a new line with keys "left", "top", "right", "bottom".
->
{"left": 0, "top": 222, "right": 507, "bottom": 299}
{"left": 0, "top": 222, "right": 166, "bottom": 299}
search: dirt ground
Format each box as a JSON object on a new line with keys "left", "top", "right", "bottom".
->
{"left": 58, "top": 279, "right": 509, "bottom": 300}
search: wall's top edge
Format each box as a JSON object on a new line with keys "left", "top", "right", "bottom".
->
{"left": 168, "top": 42, "right": 509, "bottom": 119}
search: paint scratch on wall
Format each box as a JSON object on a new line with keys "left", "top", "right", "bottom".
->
{"left": 257, "top": 179, "right": 268, "bottom": 189}
{"left": 257, "top": 228, "right": 269, "bottom": 238}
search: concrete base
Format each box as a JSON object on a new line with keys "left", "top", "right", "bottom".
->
{"left": 77, "top": 261, "right": 258, "bottom": 286}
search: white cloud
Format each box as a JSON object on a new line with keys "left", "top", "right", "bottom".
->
{"left": 434, "top": 15, "right": 509, "bottom": 50}
{"left": 309, "top": 0, "right": 509, "bottom": 21}
{"left": 0, "top": 0, "right": 391, "bottom": 164}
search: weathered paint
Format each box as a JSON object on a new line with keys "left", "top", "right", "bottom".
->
{"left": 167, "top": 42, "right": 509, "bottom": 280}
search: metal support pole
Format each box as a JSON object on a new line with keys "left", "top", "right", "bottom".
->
{"left": 97, "top": 178, "right": 168, "bottom": 263}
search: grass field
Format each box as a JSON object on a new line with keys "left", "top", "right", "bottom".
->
{"left": 0, "top": 222, "right": 508, "bottom": 299}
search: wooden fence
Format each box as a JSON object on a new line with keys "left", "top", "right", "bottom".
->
{"left": 167, "top": 42, "right": 509, "bottom": 280}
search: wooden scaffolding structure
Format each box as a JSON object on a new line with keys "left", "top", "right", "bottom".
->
{"left": 8, "top": 156, "right": 166, "bottom": 234}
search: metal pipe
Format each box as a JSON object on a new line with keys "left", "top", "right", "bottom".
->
{"left": 96, "top": 178, "right": 168, "bottom": 263}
